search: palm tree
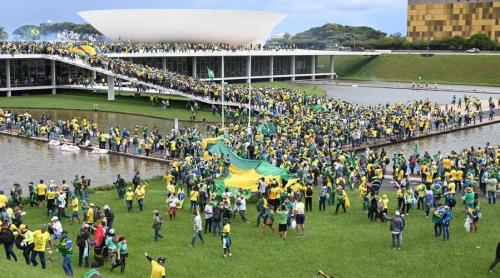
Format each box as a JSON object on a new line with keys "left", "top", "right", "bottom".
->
{"left": 0, "top": 26, "right": 7, "bottom": 40}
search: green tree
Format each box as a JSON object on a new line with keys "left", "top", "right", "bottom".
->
{"left": 0, "top": 26, "right": 7, "bottom": 40}
{"left": 447, "top": 36, "right": 467, "bottom": 50}
{"left": 467, "top": 33, "right": 496, "bottom": 50}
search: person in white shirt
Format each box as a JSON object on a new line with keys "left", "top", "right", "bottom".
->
{"left": 190, "top": 212, "right": 205, "bottom": 246}
{"left": 294, "top": 199, "right": 305, "bottom": 237}
{"left": 235, "top": 195, "right": 247, "bottom": 222}
{"left": 204, "top": 203, "right": 213, "bottom": 233}
{"left": 56, "top": 192, "right": 69, "bottom": 220}
{"left": 49, "top": 216, "right": 63, "bottom": 250}
{"left": 166, "top": 194, "right": 179, "bottom": 219}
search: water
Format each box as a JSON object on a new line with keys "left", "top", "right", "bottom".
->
{"left": 319, "top": 83, "right": 499, "bottom": 105}
{"left": 376, "top": 123, "right": 500, "bottom": 158}
{"left": 0, "top": 134, "right": 168, "bottom": 192}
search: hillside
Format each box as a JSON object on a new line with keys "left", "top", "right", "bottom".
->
{"left": 272, "top": 23, "right": 386, "bottom": 48}
{"left": 319, "top": 54, "right": 500, "bottom": 86}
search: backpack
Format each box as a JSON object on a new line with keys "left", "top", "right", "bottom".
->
{"left": 76, "top": 233, "right": 85, "bottom": 247}
{"left": 306, "top": 186, "right": 313, "bottom": 196}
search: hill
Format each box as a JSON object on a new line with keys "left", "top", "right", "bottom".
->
{"left": 326, "top": 54, "right": 500, "bottom": 86}
{"left": 271, "top": 23, "right": 387, "bottom": 49}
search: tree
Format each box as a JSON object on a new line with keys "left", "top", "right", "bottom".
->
{"left": 467, "top": 33, "right": 496, "bottom": 50}
{"left": 0, "top": 26, "right": 7, "bottom": 40}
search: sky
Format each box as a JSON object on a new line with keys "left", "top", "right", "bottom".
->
{"left": 0, "top": 0, "right": 408, "bottom": 36}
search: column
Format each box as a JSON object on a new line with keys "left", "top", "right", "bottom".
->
{"left": 269, "top": 56, "right": 274, "bottom": 82}
{"left": 220, "top": 56, "right": 225, "bottom": 81}
{"left": 6, "top": 59, "right": 11, "bottom": 97}
{"left": 246, "top": 56, "right": 252, "bottom": 84}
{"left": 107, "top": 75, "right": 115, "bottom": 101}
{"left": 329, "top": 55, "right": 335, "bottom": 80}
{"left": 192, "top": 57, "right": 197, "bottom": 78}
{"left": 51, "top": 60, "right": 56, "bottom": 94}
{"left": 162, "top": 57, "right": 167, "bottom": 71}
{"left": 311, "top": 55, "right": 316, "bottom": 80}
{"left": 290, "top": 56, "right": 296, "bottom": 81}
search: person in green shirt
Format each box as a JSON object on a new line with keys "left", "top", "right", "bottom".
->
{"left": 84, "top": 261, "right": 102, "bottom": 278}
{"left": 111, "top": 236, "right": 128, "bottom": 273}
{"left": 57, "top": 230, "right": 73, "bottom": 277}
{"left": 276, "top": 204, "right": 289, "bottom": 240}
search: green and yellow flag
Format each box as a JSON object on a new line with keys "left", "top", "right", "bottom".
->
{"left": 203, "top": 138, "right": 290, "bottom": 199}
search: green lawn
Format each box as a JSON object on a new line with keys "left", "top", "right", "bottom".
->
{"left": 237, "top": 81, "right": 327, "bottom": 97}
{"left": 320, "top": 54, "right": 500, "bottom": 86}
{"left": 0, "top": 91, "right": 219, "bottom": 122}
{"left": 1, "top": 178, "right": 499, "bottom": 278}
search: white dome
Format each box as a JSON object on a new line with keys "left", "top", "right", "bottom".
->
{"left": 78, "top": 9, "right": 286, "bottom": 45}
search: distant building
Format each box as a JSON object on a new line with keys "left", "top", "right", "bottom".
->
{"left": 407, "top": 0, "right": 500, "bottom": 42}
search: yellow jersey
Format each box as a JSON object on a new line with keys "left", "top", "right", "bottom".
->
{"left": 126, "top": 191, "right": 134, "bottom": 201}
{"left": 71, "top": 198, "right": 79, "bottom": 212}
{"left": 151, "top": 261, "right": 166, "bottom": 278}
{"left": 36, "top": 183, "right": 47, "bottom": 196}
{"left": 0, "top": 194, "right": 7, "bottom": 208}
{"left": 33, "top": 230, "right": 50, "bottom": 252}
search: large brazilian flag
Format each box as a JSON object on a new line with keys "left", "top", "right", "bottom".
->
{"left": 202, "top": 138, "right": 290, "bottom": 199}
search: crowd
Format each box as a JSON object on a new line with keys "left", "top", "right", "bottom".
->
{"left": 0, "top": 138, "right": 498, "bottom": 276}
{"left": 1, "top": 41, "right": 499, "bottom": 276}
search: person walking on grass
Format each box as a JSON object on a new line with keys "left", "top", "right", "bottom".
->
{"left": 221, "top": 218, "right": 232, "bottom": 258}
{"left": 277, "top": 204, "right": 289, "bottom": 240}
{"left": 383, "top": 210, "right": 405, "bottom": 250}
{"left": 57, "top": 230, "right": 74, "bottom": 277}
{"left": 486, "top": 173, "right": 498, "bottom": 205}
{"left": 31, "top": 224, "right": 50, "bottom": 269}
{"left": 294, "top": 198, "right": 306, "bottom": 237}
{"left": 125, "top": 187, "right": 134, "bottom": 212}
{"left": 1, "top": 222, "right": 18, "bottom": 261}
{"left": 260, "top": 205, "right": 275, "bottom": 237}
{"left": 145, "top": 252, "right": 166, "bottom": 278}
{"left": 190, "top": 211, "right": 205, "bottom": 246}
{"left": 111, "top": 236, "right": 128, "bottom": 273}
{"left": 153, "top": 210, "right": 164, "bottom": 241}
{"left": 488, "top": 241, "right": 500, "bottom": 273}
{"left": 442, "top": 205, "right": 452, "bottom": 240}
{"left": 70, "top": 194, "right": 81, "bottom": 225}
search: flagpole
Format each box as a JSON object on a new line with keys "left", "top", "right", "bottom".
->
{"left": 248, "top": 82, "right": 252, "bottom": 143}
{"left": 221, "top": 55, "right": 225, "bottom": 132}
{"left": 221, "top": 81, "right": 225, "bottom": 131}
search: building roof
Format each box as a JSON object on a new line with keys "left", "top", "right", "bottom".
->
{"left": 78, "top": 9, "right": 286, "bottom": 45}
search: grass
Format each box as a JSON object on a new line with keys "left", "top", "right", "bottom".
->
{"left": 1, "top": 177, "right": 499, "bottom": 278}
{"left": 318, "top": 54, "right": 500, "bottom": 86}
{"left": 237, "top": 81, "right": 327, "bottom": 97}
{"left": 0, "top": 91, "right": 219, "bottom": 122}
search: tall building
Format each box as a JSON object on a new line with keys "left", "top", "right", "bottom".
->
{"left": 407, "top": 0, "right": 500, "bottom": 42}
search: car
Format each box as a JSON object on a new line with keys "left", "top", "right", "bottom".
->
{"left": 465, "top": 48, "right": 480, "bottom": 53}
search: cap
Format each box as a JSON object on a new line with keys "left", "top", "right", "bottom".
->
{"left": 395, "top": 211, "right": 400, "bottom": 216}
{"left": 89, "top": 203, "right": 95, "bottom": 207}
{"left": 109, "top": 229, "right": 115, "bottom": 235}
{"left": 51, "top": 216, "right": 59, "bottom": 221}
{"left": 103, "top": 205, "right": 110, "bottom": 210}
{"left": 157, "top": 256, "right": 166, "bottom": 263}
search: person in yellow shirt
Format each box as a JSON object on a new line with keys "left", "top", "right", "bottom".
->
{"left": 86, "top": 203, "right": 95, "bottom": 225}
{"left": 0, "top": 191, "right": 8, "bottom": 208}
{"left": 135, "top": 184, "right": 146, "bottom": 211}
{"left": 221, "top": 218, "right": 232, "bottom": 258}
{"left": 31, "top": 225, "right": 50, "bottom": 269}
{"left": 145, "top": 252, "right": 166, "bottom": 278}
{"left": 190, "top": 188, "right": 200, "bottom": 212}
{"left": 70, "top": 195, "right": 81, "bottom": 224}
{"left": 36, "top": 180, "right": 47, "bottom": 207}
{"left": 125, "top": 187, "right": 134, "bottom": 212}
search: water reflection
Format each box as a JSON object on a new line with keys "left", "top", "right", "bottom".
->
{"left": 0, "top": 135, "right": 168, "bottom": 192}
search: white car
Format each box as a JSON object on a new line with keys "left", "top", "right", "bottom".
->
{"left": 466, "top": 48, "right": 480, "bottom": 53}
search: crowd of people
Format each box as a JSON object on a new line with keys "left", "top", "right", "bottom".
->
{"left": 1, "top": 41, "right": 499, "bottom": 276}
